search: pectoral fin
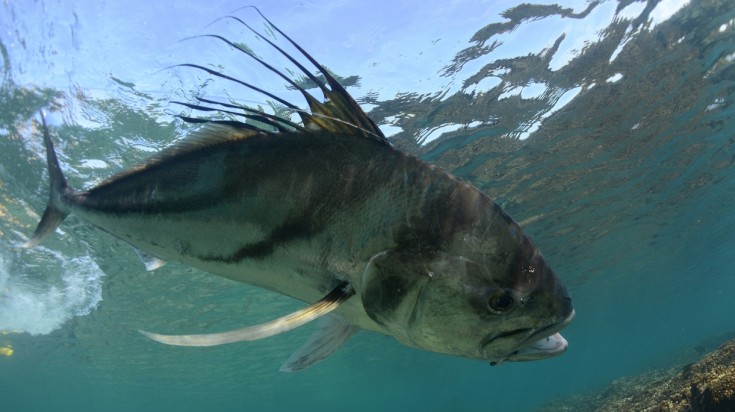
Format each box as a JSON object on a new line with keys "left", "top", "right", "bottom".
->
{"left": 279, "top": 315, "right": 358, "bottom": 372}
{"left": 134, "top": 248, "right": 167, "bottom": 271}
{"left": 139, "top": 282, "right": 354, "bottom": 347}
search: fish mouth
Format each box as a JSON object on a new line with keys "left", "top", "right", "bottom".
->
{"left": 483, "top": 309, "right": 575, "bottom": 364}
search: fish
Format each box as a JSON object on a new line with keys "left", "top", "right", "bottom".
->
{"left": 23, "top": 10, "right": 574, "bottom": 372}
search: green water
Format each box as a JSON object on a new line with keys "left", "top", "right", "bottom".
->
{"left": 1, "top": 1, "right": 735, "bottom": 411}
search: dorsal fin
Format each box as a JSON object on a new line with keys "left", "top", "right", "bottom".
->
{"left": 176, "top": 9, "right": 388, "bottom": 145}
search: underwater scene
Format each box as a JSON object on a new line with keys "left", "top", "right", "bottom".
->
{"left": 1, "top": 0, "right": 734, "bottom": 411}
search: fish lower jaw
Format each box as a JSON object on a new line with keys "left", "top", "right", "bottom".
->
{"left": 484, "top": 309, "right": 575, "bottom": 364}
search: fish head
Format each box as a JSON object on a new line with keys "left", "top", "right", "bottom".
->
{"left": 360, "top": 230, "right": 574, "bottom": 364}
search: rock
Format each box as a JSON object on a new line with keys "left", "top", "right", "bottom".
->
{"left": 541, "top": 336, "right": 735, "bottom": 411}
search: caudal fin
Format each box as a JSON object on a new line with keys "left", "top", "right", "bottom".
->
{"left": 22, "top": 112, "right": 70, "bottom": 248}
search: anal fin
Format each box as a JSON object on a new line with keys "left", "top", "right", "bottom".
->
{"left": 139, "top": 282, "right": 354, "bottom": 346}
{"left": 279, "top": 315, "right": 358, "bottom": 372}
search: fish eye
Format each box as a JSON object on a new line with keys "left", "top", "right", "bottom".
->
{"left": 488, "top": 291, "right": 514, "bottom": 314}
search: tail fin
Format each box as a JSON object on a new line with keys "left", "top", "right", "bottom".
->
{"left": 22, "top": 112, "right": 70, "bottom": 248}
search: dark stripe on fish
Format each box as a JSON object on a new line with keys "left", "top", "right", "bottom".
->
{"left": 198, "top": 216, "right": 318, "bottom": 262}
{"left": 74, "top": 190, "right": 225, "bottom": 215}
{"left": 76, "top": 136, "right": 267, "bottom": 215}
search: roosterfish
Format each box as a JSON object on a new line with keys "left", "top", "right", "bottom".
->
{"left": 23, "top": 11, "right": 574, "bottom": 371}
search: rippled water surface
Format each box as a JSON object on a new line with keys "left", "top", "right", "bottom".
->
{"left": 1, "top": 1, "right": 734, "bottom": 411}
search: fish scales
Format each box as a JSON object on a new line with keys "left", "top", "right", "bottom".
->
{"left": 23, "top": 11, "right": 573, "bottom": 371}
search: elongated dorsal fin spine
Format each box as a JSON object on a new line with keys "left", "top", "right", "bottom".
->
{"left": 177, "top": 10, "right": 388, "bottom": 144}
{"left": 245, "top": 11, "right": 386, "bottom": 140}
{"left": 172, "top": 100, "right": 302, "bottom": 132}
{"left": 173, "top": 63, "right": 298, "bottom": 111}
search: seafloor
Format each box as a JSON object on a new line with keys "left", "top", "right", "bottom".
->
{"left": 541, "top": 334, "right": 735, "bottom": 411}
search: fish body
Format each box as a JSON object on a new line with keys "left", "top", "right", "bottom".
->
{"left": 72, "top": 131, "right": 451, "bottom": 333}
{"left": 25, "top": 13, "right": 573, "bottom": 370}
